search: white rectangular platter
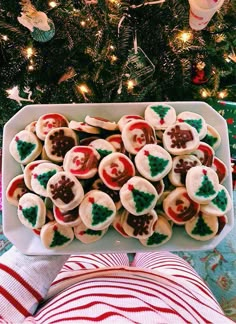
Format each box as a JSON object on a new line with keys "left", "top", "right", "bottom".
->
{"left": 2, "top": 102, "right": 234, "bottom": 255}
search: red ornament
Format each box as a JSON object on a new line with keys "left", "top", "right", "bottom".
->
{"left": 191, "top": 61, "right": 209, "bottom": 85}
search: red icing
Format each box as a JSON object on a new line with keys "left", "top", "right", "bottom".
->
{"left": 53, "top": 225, "right": 58, "bottom": 231}
{"left": 116, "top": 223, "right": 129, "bottom": 237}
{"left": 69, "top": 147, "right": 98, "bottom": 175}
{"left": 197, "top": 144, "right": 214, "bottom": 166}
{"left": 190, "top": 9, "right": 203, "bottom": 20}
{"left": 128, "top": 184, "right": 134, "bottom": 191}
{"left": 33, "top": 228, "right": 41, "bottom": 236}
{"left": 93, "top": 117, "right": 110, "bottom": 122}
{"left": 89, "top": 197, "right": 95, "bottom": 204}
{"left": 160, "top": 119, "right": 164, "bottom": 125}
{"left": 8, "top": 177, "right": 27, "bottom": 197}
{"left": 144, "top": 150, "right": 149, "bottom": 156}
{"left": 203, "top": 169, "right": 207, "bottom": 176}
{"left": 15, "top": 136, "right": 19, "bottom": 142}
{"left": 29, "top": 161, "right": 41, "bottom": 171}
{"left": 213, "top": 157, "right": 226, "bottom": 183}
{"left": 42, "top": 114, "right": 66, "bottom": 122}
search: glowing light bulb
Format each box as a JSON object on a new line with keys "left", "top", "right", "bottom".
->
{"left": 218, "top": 90, "right": 228, "bottom": 99}
{"left": 109, "top": 45, "right": 115, "bottom": 50}
{"left": 2, "top": 35, "right": 8, "bottom": 41}
{"left": 26, "top": 47, "right": 34, "bottom": 58}
{"left": 49, "top": 1, "right": 57, "bottom": 8}
{"left": 28, "top": 65, "right": 34, "bottom": 71}
{"left": 80, "top": 21, "right": 86, "bottom": 27}
{"left": 179, "top": 31, "right": 192, "bottom": 42}
{"left": 201, "top": 89, "right": 208, "bottom": 98}
{"left": 110, "top": 55, "right": 118, "bottom": 62}
{"left": 127, "top": 80, "right": 135, "bottom": 90}
{"left": 78, "top": 84, "right": 89, "bottom": 93}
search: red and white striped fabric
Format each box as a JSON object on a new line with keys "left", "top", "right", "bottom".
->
{"left": 0, "top": 248, "right": 233, "bottom": 323}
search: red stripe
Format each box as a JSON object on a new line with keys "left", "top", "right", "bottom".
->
{"left": 0, "top": 264, "right": 42, "bottom": 302}
{"left": 0, "top": 286, "right": 31, "bottom": 317}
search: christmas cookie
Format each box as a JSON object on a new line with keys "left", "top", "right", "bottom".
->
{"left": 24, "top": 160, "right": 48, "bottom": 190}
{"left": 25, "top": 121, "right": 37, "bottom": 133}
{"left": 200, "top": 184, "right": 232, "bottom": 217}
{"left": 9, "top": 130, "right": 42, "bottom": 165}
{"left": 89, "top": 139, "right": 115, "bottom": 158}
{"left": 98, "top": 152, "right": 135, "bottom": 190}
{"left": 216, "top": 215, "right": 228, "bottom": 236}
{"left": 47, "top": 171, "right": 84, "bottom": 211}
{"left": 53, "top": 206, "right": 81, "bottom": 227}
{"left": 191, "top": 142, "right": 215, "bottom": 167}
{"left": 79, "top": 190, "right": 116, "bottom": 230}
{"left": 144, "top": 103, "right": 176, "bottom": 130}
{"left": 40, "top": 221, "right": 74, "bottom": 249}
{"left": 139, "top": 215, "right": 172, "bottom": 247}
{"left": 168, "top": 155, "right": 201, "bottom": 187}
{"left": 74, "top": 221, "right": 108, "bottom": 244}
{"left": 17, "top": 193, "right": 46, "bottom": 229}
{"left": 121, "top": 120, "right": 156, "bottom": 155}
{"left": 85, "top": 116, "right": 118, "bottom": 131}
{"left": 106, "top": 134, "right": 126, "bottom": 154}
{"left": 202, "top": 124, "right": 221, "bottom": 151}
{"left": 80, "top": 136, "right": 99, "bottom": 146}
{"left": 119, "top": 176, "right": 158, "bottom": 216}
{"left": 41, "top": 146, "right": 52, "bottom": 161}
{"left": 44, "top": 127, "right": 78, "bottom": 163}
{"left": 69, "top": 121, "right": 100, "bottom": 134}
{"left": 135, "top": 144, "right": 172, "bottom": 182}
{"left": 152, "top": 179, "right": 165, "bottom": 197}
{"left": 118, "top": 114, "right": 144, "bottom": 132}
{"left": 6, "top": 174, "right": 29, "bottom": 206}
{"left": 36, "top": 113, "right": 69, "bottom": 141}
{"left": 177, "top": 111, "right": 207, "bottom": 140}
{"left": 162, "top": 123, "right": 199, "bottom": 155}
{"left": 163, "top": 187, "right": 200, "bottom": 225}
{"left": 31, "top": 162, "right": 62, "bottom": 197}
{"left": 186, "top": 166, "right": 219, "bottom": 204}
{"left": 112, "top": 208, "right": 130, "bottom": 238}
{"left": 212, "top": 156, "right": 228, "bottom": 183}
{"left": 63, "top": 146, "right": 100, "bottom": 179}
{"left": 92, "top": 178, "right": 122, "bottom": 210}
{"left": 123, "top": 209, "right": 157, "bottom": 239}
{"left": 185, "top": 212, "right": 219, "bottom": 241}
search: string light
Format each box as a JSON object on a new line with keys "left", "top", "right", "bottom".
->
{"left": 218, "top": 90, "right": 228, "bottom": 99}
{"left": 200, "top": 89, "right": 209, "bottom": 98}
{"left": 110, "top": 55, "right": 118, "bottom": 63}
{"left": 28, "top": 65, "right": 34, "bottom": 71}
{"left": 109, "top": 45, "right": 115, "bottom": 50}
{"left": 78, "top": 84, "right": 89, "bottom": 94}
{"left": 80, "top": 21, "right": 86, "bottom": 27}
{"left": 127, "top": 80, "right": 135, "bottom": 90}
{"left": 2, "top": 35, "right": 8, "bottom": 41}
{"left": 179, "top": 31, "right": 192, "bottom": 43}
{"left": 49, "top": 1, "right": 57, "bottom": 8}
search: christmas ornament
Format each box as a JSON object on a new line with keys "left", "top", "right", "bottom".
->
{"left": 191, "top": 61, "right": 209, "bottom": 85}
{"left": 6, "top": 86, "right": 33, "bottom": 106}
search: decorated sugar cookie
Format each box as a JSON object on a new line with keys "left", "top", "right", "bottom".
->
{"left": 200, "top": 185, "right": 232, "bottom": 216}
{"left": 44, "top": 127, "right": 78, "bottom": 163}
{"left": 163, "top": 187, "right": 200, "bottom": 225}
{"left": 74, "top": 221, "right": 108, "bottom": 244}
{"left": 36, "top": 113, "right": 69, "bottom": 141}
{"left": 92, "top": 178, "right": 122, "bottom": 210}
{"left": 9, "top": 130, "right": 42, "bottom": 164}
{"left": 106, "top": 134, "right": 127, "bottom": 154}
{"left": 69, "top": 121, "right": 100, "bottom": 134}
{"left": 40, "top": 221, "right": 74, "bottom": 249}
{"left": 79, "top": 190, "right": 116, "bottom": 230}
{"left": 118, "top": 114, "right": 144, "bottom": 132}
{"left": 191, "top": 142, "right": 214, "bottom": 167}
{"left": 80, "top": 136, "right": 99, "bottom": 146}
{"left": 47, "top": 171, "right": 84, "bottom": 211}
{"left": 53, "top": 205, "right": 81, "bottom": 227}
{"left": 41, "top": 146, "right": 52, "bottom": 161}
{"left": 63, "top": 146, "right": 100, "bottom": 179}
{"left": 25, "top": 121, "right": 37, "bottom": 133}
{"left": 112, "top": 208, "right": 130, "bottom": 238}
{"left": 144, "top": 104, "right": 176, "bottom": 130}
{"left": 152, "top": 179, "right": 165, "bottom": 197}
{"left": 24, "top": 160, "right": 48, "bottom": 190}
{"left": 17, "top": 193, "right": 46, "bottom": 229}
{"left": 139, "top": 215, "right": 172, "bottom": 247}
{"left": 169, "top": 155, "right": 201, "bottom": 187}
{"left": 85, "top": 115, "right": 118, "bottom": 131}
{"left": 121, "top": 120, "right": 156, "bottom": 155}
{"left": 6, "top": 174, "right": 29, "bottom": 206}
{"left": 31, "top": 162, "right": 62, "bottom": 197}
{"left": 202, "top": 124, "right": 221, "bottom": 151}
{"left": 216, "top": 215, "right": 228, "bottom": 236}
{"left": 89, "top": 139, "right": 115, "bottom": 158}
{"left": 186, "top": 166, "right": 219, "bottom": 204}
{"left": 98, "top": 152, "right": 135, "bottom": 190}
{"left": 185, "top": 212, "right": 219, "bottom": 241}
{"left": 119, "top": 176, "right": 158, "bottom": 216}
{"left": 123, "top": 209, "right": 157, "bottom": 239}
{"left": 135, "top": 144, "right": 172, "bottom": 182}
{"left": 162, "top": 123, "right": 199, "bottom": 155}
{"left": 212, "top": 156, "right": 228, "bottom": 183}
{"left": 177, "top": 111, "right": 207, "bottom": 140}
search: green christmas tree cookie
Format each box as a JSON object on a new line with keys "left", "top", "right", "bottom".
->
{"left": 184, "top": 119, "right": 202, "bottom": 133}
{"left": 37, "top": 170, "right": 57, "bottom": 189}
{"left": 89, "top": 198, "right": 114, "bottom": 226}
{"left": 191, "top": 215, "right": 213, "bottom": 236}
{"left": 129, "top": 184, "right": 155, "bottom": 213}
{"left": 17, "top": 139, "right": 36, "bottom": 161}
{"left": 151, "top": 105, "right": 170, "bottom": 124}
{"left": 22, "top": 206, "right": 38, "bottom": 227}
{"left": 50, "top": 228, "right": 71, "bottom": 248}
{"left": 211, "top": 189, "right": 227, "bottom": 211}
{"left": 202, "top": 134, "right": 217, "bottom": 147}
{"left": 144, "top": 151, "right": 169, "bottom": 177}
{"left": 147, "top": 232, "right": 168, "bottom": 245}
{"left": 196, "top": 173, "right": 216, "bottom": 198}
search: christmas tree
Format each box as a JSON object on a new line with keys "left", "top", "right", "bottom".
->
{"left": 0, "top": 0, "right": 235, "bottom": 132}
{"left": 196, "top": 173, "right": 216, "bottom": 197}
{"left": 22, "top": 206, "right": 38, "bottom": 226}
{"left": 90, "top": 201, "right": 114, "bottom": 225}
{"left": 50, "top": 228, "right": 71, "bottom": 247}
{"left": 191, "top": 215, "right": 213, "bottom": 236}
{"left": 17, "top": 139, "right": 36, "bottom": 160}
{"left": 145, "top": 151, "right": 169, "bottom": 176}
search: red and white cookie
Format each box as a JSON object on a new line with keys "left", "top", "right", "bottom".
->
{"left": 9, "top": 130, "right": 42, "bottom": 164}
{"left": 53, "top": 205, "right": 81, "bottom": 227}
{"left": 118, "top": 114, "right": 144, "bottom": 132}
{"left": 163, "top": 123, "right": 199, "bottom": 155}
{"left": 36, "top": 113, "right": 69, "bottom": 141}
{"left": 6, "top": 174, "right": 29, "bottom": 206}
{"left": 79, "top": 190, "right": 116, "bottom": 230}
{"left": 163, "top": 187, "right": 200, "bottom": 225}
{"left": 44, "top": 127, "right": 78, "bottom": 163}
{"left": 212, "top": 156, "right": 228, "bottom": 183}
{"left": 112, "top": 208, "right": 130, "bottom": 238}
{"left": 24, "top": 160, "right": 48, "bottom": 190}
{"left": 89, "top": 139, "right": 115, "bottom": 158}
{"left": 74, "top": 221, "right": 108, "bottom": 244}
{"left": 122, "top": 120, "right": 156, "bottom": 155}
{"left": 47, "top": 171, "right": 84, "bottom": 211}
{"left": 186, "top": 166, "right": 219, "bottom": 204}
{"left": 17, "top": 193, "right": 46, "bottom": 229}
{"left": 144, "top": 103, "right": 176, "bottom": 130}
{"left": 119, "top": 176, "right": 158, "bottom": 216}
{"left": 135, "top": 144, "right": 172, "bottom": 182}
{"left": 202, "top": 124, "right": 221, "bottom": 151}
{"left": 85, "top": 116, "right": 118, "bottom": 131}
{"left": 191, "top": 142, "right": 215, "bottom": 167}
{"left": 106, "top": 134, "right": 127, "bottom": 154}
{"left": 92, "top": 178, "right": 122, "bottom": 210}
{"left": 98, "top": 152, "right": 135, "bottom": 190}
{"left": 177, "top": 111, "right": 207, "bottom": 140}
{"left": 69, "top": 121, "right": 100, "bottom": 134}
{"left": 63, "top": 146, "right": 100, "bottom": 179}
{"left": 40, "top": 221, "right": 74, "bottom": 249}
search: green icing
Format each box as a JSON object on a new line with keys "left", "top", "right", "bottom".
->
{"left": 97, "top": 149, "right": 112, "bottom": 157}
{"left": 91, "top": 203, "right": 113, "bottom": 225}
{"left": 50, "top": 230, "right": 70, "bottom": 247}
{"left": 202, "top": 134, "right": 217, "bottom": 147}
{"left": 147, "top": 154, "right": 169, "bottom": 177}
{"left": 147, "top": 232, "right": 168, "bottom": 245}
{"left": 85, "top": 229, "right": 102, "bottom": 236}
{"left": 191, "top": 215, "right": 213, "bottom": 236}
{"left": 17, "top": 139, "right": 36, "bottom": 161}
{"left": 37, "top": 170, "right": 57, "bottom": 189}
{"left": 22, "top": 206, "right": 38, "bottom": 226}
{"left": 132, "top": 188, "right": 155, "bottom": 213}
{"left": 196, "top": 175, "right": 216, "bottom": 198}
{"left": 150, "top": 105, "right": 170, "bottom": 119}
{"left": 184, "top": 119, "right": 202, "bottom": 133}
{"left": 212, "top": 189, "right": 227, "bottom": 211}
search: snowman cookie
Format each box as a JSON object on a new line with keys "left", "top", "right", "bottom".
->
{"left": 118, "top": 114, "right": 144, "bottom": 132}
{"left": 69, "top": 121, "right": 101, "bottom": 134}
{"left": 212, "top": 156, "right": 228, "bottom": 184}
{"left": 53, "top": 205, "right": 81, "bottom": 227}
{"left": 40, "top": 221, "right": 74, "bottom": 249}
{"left": 74, "top": 221, "right": 108, "bottom": 244}
{"left": 36, "top": 113, "right": 69, "bottom": 141}
{"left": 6, "top": 174, "right": 29, "bottom": 206}
{"left": 144, "top": 104, "right": 176, "bottom": 130}
{"left": 191, "top": 142, "right": 214, "bottom": 167}
{"left": 85, "top": 116, "right": 118, "bottom": 131}
{"left": 177, "top": 111, "right": 207, "bottom": 140}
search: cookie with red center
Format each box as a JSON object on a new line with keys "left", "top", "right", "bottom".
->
{"left": 112, "top": 208, "right": 130, "bottom": 238}
{"left": 89, "top": 139, "right": 115, "bottom": 158}
{"left": 63, "top": 146, "right": 100, "bottom": 179}
{"left": 17, "top": 193, "right": 46, "bottom": 229}
{"left": 211, "top": 156, "right": 228, "bottom": 183}
{"left": 177, "top": 111, "right": 207, "bottom": 140}
{"left": 53, "top": 205, "right": 81, "bottom": 227}
{"left": 85, "top": 115, "right": 118, "bottom": 131}
{"left": 144, "top": 104, "right": 176, "bottom": 130}
{"left": 36, "top": 113, "right": 69, "bottom": 141}
{"left": 98, "top": 152, "right": 135, "bottom": 190}
{"left": 44, "top": 127, "right": 78, "bottom": 163}
{"left": 74, "top": 221, "right": 108, "bottom": 244}
{"left": 119, "top": 176, "right": 158, "bottom": 216}
{"left": 202, "top": 124, "right": 221, "bottom": 150}
{"left": 79, "top": 190, "right": 116, "bottom": 230}
{"left": 92, "top": 178, "right": 122, "bottom": 210}
{"left": 118, "top": 114, "right": 144, "bottom": 132}
{"left": 191, "top": 142, "right": 215, "bottom": 167}
{"left": 6, "top": 174, "right": 30, "bottom": 206}
{"left": 186, "top": 166, "right": 219, "bottom": 204}
{"left": 163, "top": 187, "right": 200, "bottom": 225}
{"left": 40, "top": 221, "right": 74, "bottom": 249}
{"left": 121, "top": 120, "right": 156, "bottom": 155}
{"left": 24, "top": 160, "right": 48, "bottom": 190}
{"left": 135, "top": 144, "right": 172, "bottom": 182}
{"left": 69, "top": 120, "right": 101, "bottom": 134}
{"left": 106, "top": 134, "right": 127, "bottom": 154}
{"left": 9, "top": 130, "right": 42, "bottom": 165}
